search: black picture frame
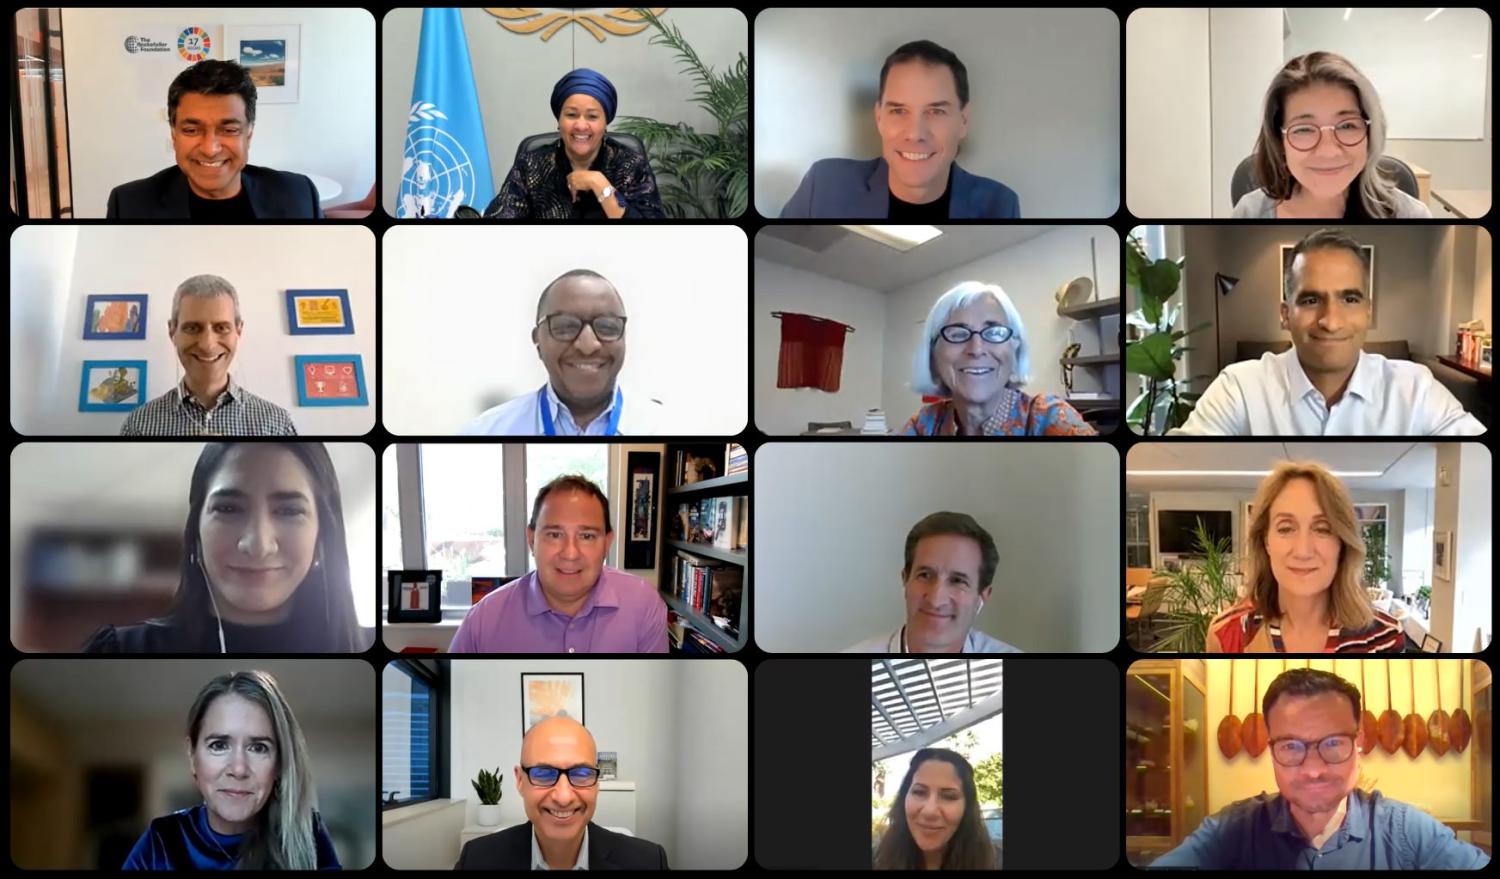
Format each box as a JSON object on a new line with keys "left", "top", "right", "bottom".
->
{"left": 623, "top": 451, "right": 660, "bottom": 569}
{"left": 387, "top": 570, "right": 442, "bottom": 623}
{"left": 520, "top": 672, "right": 586, "bottom": 735}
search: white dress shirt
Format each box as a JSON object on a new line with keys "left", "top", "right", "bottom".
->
{"left": 531, "top": 825, "right": 588, "bottom": 870}
{"left": 1171, "top": 349, "right": 1485, "bottom": 436}
{"left": 843, "top": 625, "right": 1023, "bottom": 653}
{"left": 459, "top": 384, "right": 663, "bottom": 436}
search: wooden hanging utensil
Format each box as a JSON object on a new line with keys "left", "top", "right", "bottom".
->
{"left": 1241, "top": 660, "right": 1269, "bottom": 758}
{"left": 1402, "top": 660, "right": 1428, "bottom": 759}
{"left": 1377, "top": 658, "right": 1404, "bottom": 755}
{"left": 1356, "top": 660, "right": 1377, "bottom": 755}
{"left": 1428, "top": 661, "right": 1451, "bottom": 756}
{"left": 1450, "top": 661, "right": 1473, "bottom": 754}
{"left": 1218, "top": 659, "right": 1243, "bottom": 759}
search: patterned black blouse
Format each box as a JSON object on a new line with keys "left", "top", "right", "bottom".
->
{"left": 484, "top": 137, "right": 665, "bottom": 219}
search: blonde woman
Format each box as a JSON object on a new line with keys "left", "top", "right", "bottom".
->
{"left": 1231, "top": 52, "right": 1431, "bottom": 219}
{"left": 1207, "top": 461, "right": 1403, "bottom": 653}
{"left": 123, "top": 670, "right": 340, "bottom": 869}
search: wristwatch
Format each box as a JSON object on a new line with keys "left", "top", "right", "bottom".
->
{"left": 600, "top": 185, "right": 615, "bottom": 201}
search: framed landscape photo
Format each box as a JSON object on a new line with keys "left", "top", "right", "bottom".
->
{"left": 387, "top": 570, "right": 442, "bottom": 623}
{"left": 295, "top": 354, "right": 368, "bottom": 406}
{"left": 521, "top": 672, "right": 585, "bottom": 734}
{"left": 223, "top": 24, "right": 300, "bottom": 103}
{"left": 285, "top": 288, "right": 354, "bottom": 335}
{"left": 83, "top": 294, "right": 148, "bottom": 340}
{"left": 78, "top": 360, "right": 147, "bottom": 412}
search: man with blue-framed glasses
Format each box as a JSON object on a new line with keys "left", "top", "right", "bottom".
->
{"left": 455, "top": 716, "right": 670, "bottom": 870}
{"left": 1151, "top": 667, "right": 1488, "bottom": 870}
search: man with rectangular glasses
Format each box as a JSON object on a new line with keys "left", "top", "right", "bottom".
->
{"left": 1152, "top": 667, "right": 1488, "bottom": 869}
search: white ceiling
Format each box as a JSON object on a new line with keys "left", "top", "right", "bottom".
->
{"left": 1126, "top": 442, "right": 1438, "bottom": 491}
{"left": 10, "top": 659, "right": 372, "bottom": 721}
{"left": 754, "top": 224, "right": 1058, "bottom": 292}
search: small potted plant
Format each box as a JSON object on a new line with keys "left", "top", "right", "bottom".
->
{"left": 472, "top": 767, "right": 503, "bottom": 826}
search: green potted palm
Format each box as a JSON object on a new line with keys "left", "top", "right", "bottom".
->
{"left": 612, "top": 8, "right": 748, "bottom": 218}
{"left": 1142, "top": 518, "right": 1239, "bottom": 652}
{"left": 472, "top": 766, "right": 503, "bottom": 826}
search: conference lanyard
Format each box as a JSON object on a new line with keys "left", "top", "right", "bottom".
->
{"left": 538, "top": 386, "right": 623, "bottom": 436}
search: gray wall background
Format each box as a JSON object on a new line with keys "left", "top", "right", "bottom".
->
{"left": 382, "top": 7, "right": 748, "bottom": 215}
{"left": 753, "top": 7, "right": 1120, "bottom": 218}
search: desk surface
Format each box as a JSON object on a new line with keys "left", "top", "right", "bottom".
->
{"left": 1432, "top": 189, "right": 1491, "bottom": 219}
{"left": 1436, "top": 354, "right": 1492, "bottom": 383}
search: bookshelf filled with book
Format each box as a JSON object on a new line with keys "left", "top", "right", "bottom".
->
{"left": 659, "top": 443, "right": 749, "bottom": 653}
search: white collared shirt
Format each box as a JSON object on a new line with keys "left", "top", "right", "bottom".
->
{"left": 459, "top": 384, "right": 663, "bottom": 436}
{"left": 530, "top": 825, "right": 588, "bottom": 870}
{"left": 1171, "top": 349, "right": 1485, "bottom": 436}
{"left": 842, "top": 625, "right": 1024, "bottom": 654}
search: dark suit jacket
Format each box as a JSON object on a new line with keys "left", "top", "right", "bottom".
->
{"left": 454, "top": 822, "right": 669, "bottom": 870}
{"left": 106, "top": 164, "right": 324, "bottom": 219}
{"left": 779, "top": 157, "right": 1021, "bottom": 219}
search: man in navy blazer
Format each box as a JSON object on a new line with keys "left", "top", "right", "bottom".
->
{"left": 781, "top": 40, "right": 1020, "bottom": 220}
{"left": 107, "top": 59, "right": 323, "bottom": 219}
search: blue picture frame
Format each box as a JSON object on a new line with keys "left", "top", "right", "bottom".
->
{"left": 82, "top": 294, "right": 149, "bottom": 340}
{"left": 78, "top": 360, "right": 148, "bottom": 412}
{"left": 285, "top": 288, "right": 354, "bottom": 335}
{"left": 294, "top": 354, "right": 368, "bottom": 406}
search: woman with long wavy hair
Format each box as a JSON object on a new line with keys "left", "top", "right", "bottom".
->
{"left": 874, "top": 748, "right": 996, "bottom": 870}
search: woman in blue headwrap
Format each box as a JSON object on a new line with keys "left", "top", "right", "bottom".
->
{"left": 484, "top": 68, "right": 664, "bottom": 219}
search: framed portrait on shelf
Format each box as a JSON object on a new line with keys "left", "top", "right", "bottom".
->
{"left": 387, "top": 570, "right": 442, "bottom": 623}
{"left": 285, "top": 288, "right": 354, "bottom": 335}
{"left": 1279, "top": 243, "right": 1376, "bottom": 326}
{"left": 78, "top": 360, "right": 147, "bottom": 412}
{"left": 294, "top": 354, "right": 368, "bottom": 406}
{"left": 83, "top": 294, "right": 148, "bottom": 340}
{"left": 521, "top": 672, "right": 585, "bottom": 734}
{"left": 623, "top": 451, "right": 660, "bottom": 569}
{"left": 223, "top": 24, "right": 300, "bottom": 102}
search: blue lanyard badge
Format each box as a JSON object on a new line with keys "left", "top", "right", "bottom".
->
{"left": 538, "top": 386, "right": 623, "bottom": 436}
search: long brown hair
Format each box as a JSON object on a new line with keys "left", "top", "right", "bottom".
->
{"left": 873, "top": 748, "right": 995, "bottom": 870}
{"left": 1249, "top": 51, "right": 1399, "bottom": 218}
{"left": 1244, "top": 461, "right": 1374, "bottom": 631}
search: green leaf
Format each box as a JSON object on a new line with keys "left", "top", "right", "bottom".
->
{"left": 1125, "top": 332, "right": 1177, "bottom": 381}
{"left": 1138, "top": 259, "right": 1182, "bottom": 307}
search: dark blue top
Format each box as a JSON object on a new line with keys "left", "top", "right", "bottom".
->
{"left": 121, "top": 804, "right": 341, "bottom": 870}
{"left": 779, "top": 157, "right": 1020, "bottom": 219}
{"left": 1151, "top": 790, "right": 1489, "bottom": 870}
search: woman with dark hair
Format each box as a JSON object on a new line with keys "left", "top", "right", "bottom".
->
{"left": 83, "top": 443, "right": 370, "bottom": 653}
{"left": 874, "top": 748, "right": 996, "bottom": 870}
{"left": 123, "top": 670, "right": 340, "bottom": 869}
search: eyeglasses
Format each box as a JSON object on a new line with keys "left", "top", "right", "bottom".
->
{"left": 1281, "top": 118, "right": 1370, "bottom": 152}
{"left": 537, "top": 313, "right": 627, "bottom": 342}
{"left": 521, "top": 764, "right": 601, "bottom": 788}
{"left": 938, "top": 324, "right": 1014, "bottom": 345}
{"left": 1268, "top": 733, "right": 1357, "bottom": 767}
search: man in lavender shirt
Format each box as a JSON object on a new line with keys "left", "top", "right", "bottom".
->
{"left": 449, "top": 474, "right": 668, "bottom": 653}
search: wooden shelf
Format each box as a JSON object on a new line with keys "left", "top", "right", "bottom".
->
{"left": 661, "top": 591, "right": 740, "bottom": 652}
{"left": 665, "top": 540, "right": 746, "bottom": 566}
{"left": 1061, "top": 354, "right": 1119, "bottom": 366}
{"left": 667, "top": 471, "right": 748, "bottom": 496}
{"left": 1057, "top": 297, "right": 1121, "bottom": 321}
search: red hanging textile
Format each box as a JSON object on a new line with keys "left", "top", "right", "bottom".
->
{"left": 776, "top": 312, "right": 851, "bottom": 392}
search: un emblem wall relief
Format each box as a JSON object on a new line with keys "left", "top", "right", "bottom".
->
{"left": 483, "top": 8, "right": 669, "bottom": 42}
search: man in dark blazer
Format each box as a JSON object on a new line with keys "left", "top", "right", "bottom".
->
{"left": 454, "top": 716, "right": 670, "bottom": 870}
{"left": 107, "top": 59, "right": 323, "bottom": 219}
{"left": 780, "top": 40, "right": 1019, "bottom": 219}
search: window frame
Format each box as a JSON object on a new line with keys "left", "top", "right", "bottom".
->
{"left": 381, "top": 658, "right": 448, "bottom": 812}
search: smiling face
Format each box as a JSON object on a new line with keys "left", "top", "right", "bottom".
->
{"left": 187, "top": 693, "right": 278, "bottom": 835}
{"left": 527, "top": 489, "right": 613, "bottom": 614}
{"left": 875, "top": 60, "right": 969, "bottom": 203}
{"left": 534, "top": 274, "right": 626, "bottom": 414}
{"left": 1281, "top": 247, "right": 1369, "bottom": 381}
{"left": 1267, "top": 691, "right": 1360, "bottom": 824}
{"left": 931, "top": 296, "right": 1016, "bottom": 408}
{"left": 1281, "top": 81, "right": 1368, "bottom": 203}
{"left": 904, "top": 757, "right": 966, "bottom": 859}
{"left": 902, "top": 534, "right": 992, "bottom": 652}
{"left": 1264, "top": 477, "right": 1342, "bottom": 605}
{"left": 171, "top": 92, "right": 253, "bottom": 199}
{"left": 171, "top": 293, "right": 241, "bottom": 394}
{"left": 557, "top": 93, "right": 606, "bottom": 165}
{"left": 516, "top": 717, "right": 599, "bottom": 849}
{"left": 199, "top": 445, "right": 320, "bottom": 625}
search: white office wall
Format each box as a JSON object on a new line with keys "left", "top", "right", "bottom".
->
{"left": 1126, "top": 8, "right": 1212, "bottom": 217}
{"left": 9, "top": 227, "right": 79, "bottom": 435}
{"left": 446, "top": 660, "right": 747, "bottom": 868}
{"left": 382, "top": 800, "right": 466, "bottom": 870}
{"left": 1400, "top": 486, "right": 1435, "bottom": 596}
{"left": 1432, "top": 445, "right": 1492, "bottom": 652}
{"left": 752, "top": 258, "right": 886, "bottom": 435}
{"left": 1208, "top": 8, "right": 1284, "bottom": 218}
{"left": 11, "top": 225, "right": 376, "bottom": 436}
{"left": 1474, "top": 226, "right": 1493, "bottom": 323}
{"left": 381, "top": 225, "right": 747, "bottom": 435}
{"left": 754, "top": 443, "right": 1121, "bottom": 653}
{"left": 753, "top": 7, "right": 1119, "bottom": 218}
{"left": 381, "top": 7, "right": 748, "bottom": 215}
{"left": 60, "top": 8, "right": 375, "bottom": 218}
{"left": 881, "top": 226, "right": 1120, "bottom": 420}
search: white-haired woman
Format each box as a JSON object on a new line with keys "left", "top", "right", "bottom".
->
{"left": 1231, "top": 51, "right": 1430, "bottom": 219}
{"left": 122, "top": 670, "right": 341, "bottom": 870}
{"left": 895, "top": 281, "right": 1096, "bottom": 436}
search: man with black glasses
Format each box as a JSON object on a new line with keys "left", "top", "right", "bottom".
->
{"left": 1151, "top": 667, "right": 1488, "bottom": 869}
{"left": 455, "top": 716, "right": 670, "bottom": 869}
{"left": 461, "top": 268, "right": 663, "bottom": 435}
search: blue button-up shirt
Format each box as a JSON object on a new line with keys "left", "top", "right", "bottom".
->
{"left": 1152, "top": 790, "right": 1489, "bottom": 870}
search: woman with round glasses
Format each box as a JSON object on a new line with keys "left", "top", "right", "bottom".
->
{"left": 895, "top": 281, "right": 1096, "bottom": 436}
{"left": 1232, "top": 51, "right": 1431, "bottom": 219}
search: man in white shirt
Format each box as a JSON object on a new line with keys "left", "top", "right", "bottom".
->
{"left": 845, "top": 511, "right": 1022, "bottom": 653}
{"left": 461, "top": 268, "right": 663, "bottom": 435}
{"left": 1174, "top": 229, "right": 1485, "bottom": 437}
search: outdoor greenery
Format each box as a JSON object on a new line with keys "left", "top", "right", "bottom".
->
{"left": 1361, "top": 523, "right": 1392, "bottom": 588}
{"left": 1142, "top": 518, "right": 1239, "bottom": 653}
{"left": 1125, "top": 230, "right": 1211, "bottom": 434}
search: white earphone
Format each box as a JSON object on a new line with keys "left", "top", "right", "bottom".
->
{"left": 192, "top": 548, "right": 228, "bottom": 654}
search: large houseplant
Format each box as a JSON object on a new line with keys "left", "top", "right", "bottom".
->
{"left": 1125, "top": 230, "right": 1210, "bottom": 434}
{"left": 1142, "top": 518, "right": 1239, "bottom": 653}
